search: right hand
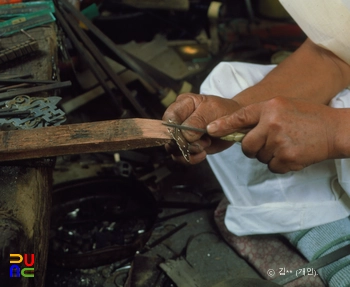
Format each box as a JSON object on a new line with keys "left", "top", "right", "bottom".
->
{"left": 162, "top": 93, "right": 242, "bottom": 164}
{"left": 207, "top": 96, "right": 342, "bottom": 173}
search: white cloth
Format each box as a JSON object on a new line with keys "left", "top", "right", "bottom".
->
{"left": 279, "top": 0, "right": 350, "bottom": 65}
{"left": 200, "top": 62, "right": 350, "bottom": 235}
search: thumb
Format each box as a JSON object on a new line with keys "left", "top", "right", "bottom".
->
{"left": 207, "top": 103, "right": 262, "bottom": 136}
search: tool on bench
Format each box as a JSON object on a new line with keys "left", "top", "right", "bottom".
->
{"left": 0, "top": 72, "right": 32, "bottom": 80}
{"left": 0, "top": 78, "right": 58, "bottom": 85}
{"left": 0, "top": 83, "right": 29, "bottom": 91}
{"left": 0, "top": 29, "right": 39, "bottom": 64}
{"left": 163, "top": 121, "right": 246, "bottom": 162}
{"left": 0, "top": 80, "right": 71, "bottom": 100}
{"left": 0, "top": 10, "right": 55, "bottom": 37}
{"left": 0, "top": 37, "right": 38, "bottom": 64}
{"left": 0, "top": 1, "right": 55, "bottom": 18}
{"left": 0, "top": 95, "right": 66, "bottom": 129}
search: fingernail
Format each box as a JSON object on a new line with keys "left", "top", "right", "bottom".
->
{"left": 207, "top": 122, "right": 218, "bottom": 133}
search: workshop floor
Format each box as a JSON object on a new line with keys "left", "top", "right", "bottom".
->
{"left": 44, "top": 14, "right": 296, "bottom": 285}
{"left": 45, "top": 154, "right": 262, "bottom": 287}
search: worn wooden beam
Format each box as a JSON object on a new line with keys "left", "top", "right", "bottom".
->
{"left": 0, "top": 118, "right": 172, "bottom": 162}
{"left": 0, "top": 24, "right": 57, "bottom": 287}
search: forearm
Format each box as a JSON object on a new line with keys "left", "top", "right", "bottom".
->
{"left": 233, "top": 38, "right": 350, "bottom": 107}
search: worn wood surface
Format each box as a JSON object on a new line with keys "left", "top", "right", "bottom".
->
{"left": 0, "top": 118, "right": 172, "bottom": 162}
{"left": 0, "top": 24, "right": 57, "bottom": 287}
{"left": 159, "top": 257, "right": 203, "bottom": 287}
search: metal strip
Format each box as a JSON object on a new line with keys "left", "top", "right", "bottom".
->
{"left": 0, "top": 81, "right": 71, "bottom": 100}
{"left": 0, "top": 78, "right": 58, "bottom": 85}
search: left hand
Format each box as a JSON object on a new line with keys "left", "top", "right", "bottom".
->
{"left": 162, "top": 93, "right": 242, "bottom": 164}
{"left": 207, "top": 97, "right": 340, "bottom": 173}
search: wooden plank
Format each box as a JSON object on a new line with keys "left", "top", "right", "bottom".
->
{"left": 0, "top": 118, "right": 172, "bottom": 162}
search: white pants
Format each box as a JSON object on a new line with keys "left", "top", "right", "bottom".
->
{"left": 200, "top": 62, "right": 350, "bottom": 235}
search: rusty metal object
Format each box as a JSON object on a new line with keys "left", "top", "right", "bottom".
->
{"left": 48, "top": 177, "right": 158, "bottom": 269}
{"left": 0, "top": 40, "right": 39, "bottom": 65}
{"left": 166, "top": 119, "right": 190, "bottom": 162}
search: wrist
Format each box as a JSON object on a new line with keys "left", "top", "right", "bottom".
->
{"left": 231, "top": 84, "right": 271, "bottom": 107}
{"left": 328, "top": 108, "right": 350, "bottom": 159}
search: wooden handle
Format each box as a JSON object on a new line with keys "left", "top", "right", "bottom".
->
{"left": 0, "top": 118, "right": 172, "bottom": 162}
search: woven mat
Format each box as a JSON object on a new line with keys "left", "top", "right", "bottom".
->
{"left": 214, "top": 197, "right": 326, "bottom": 287}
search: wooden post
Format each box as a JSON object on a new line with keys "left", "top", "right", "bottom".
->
{"left": 0, "top": 164, "right": 52, "bottom": 286}
{"left": 0, "top": 24, "right": 58, "bottom": 287}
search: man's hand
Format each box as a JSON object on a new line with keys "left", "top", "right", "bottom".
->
{"left": 207, "top": 97, "right": 341, "bottom": 173}
{"left": 162, "top": 93, "right": 242, "bottom": 164}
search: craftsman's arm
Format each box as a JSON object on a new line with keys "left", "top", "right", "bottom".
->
{"left": 233, "top": 38, "right": 350, "bottom": 107}
{"left": 206, "top": 39, "right": 350, "bottom": 173}
{"left": 163, "top": 38, "right": 350, "bottom": 167}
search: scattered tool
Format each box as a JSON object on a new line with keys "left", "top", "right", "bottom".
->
{"left": 54, "top": 7, "right": 128, "bottom": 118}
{"left": 58, "top": 0, "right": 183, "bottom": 114}
{"left": 0, "top": 80, "right": 71, "bottom": 100}
{"left": 0, "top": 72, "right": 32, "bottom": 79}
{"left": 0, "top": 78, "right": 58, "bottom": 85}
{"left": 0, "top": 95, "right": 66, "bottom": 129}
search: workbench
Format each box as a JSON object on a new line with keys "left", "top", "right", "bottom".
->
{"left": 0, "top": 23, "right": 58, "bottom": 287}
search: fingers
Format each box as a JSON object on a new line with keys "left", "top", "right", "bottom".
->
{"left": 163, "top": 94, "right": 209, "bottom": 143}
{"left": 207, "top": 103, "right": 267, "bottom": 158}
{"left": 163, "top": 93, "right": 245, "bottom": 165}
{"left": 164, "top": 136, "right": 211, "bottom": 165}
{"left": 207, "top": 104, "right": 261, "bottom": 136}
{"left": 162, "top": 93, "right": 202, "bottom": 124}
{"left": 165, "top": 144, "right": 207, "bottom": 165}
{"left": 205, "top": 98, "right": 311, "bottom": 173}
{"left": 268, "top": 155, "right": 305, "bottom": 174}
